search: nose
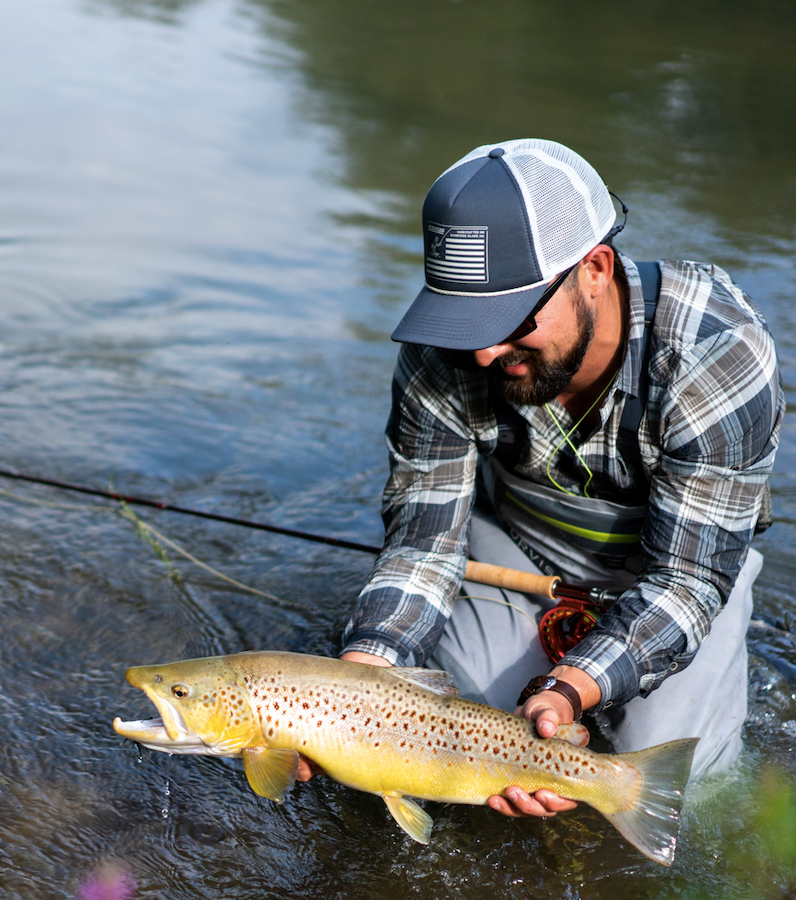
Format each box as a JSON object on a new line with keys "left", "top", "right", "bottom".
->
{"left": 473, "top": 345, "right": 506, "bottom": 367}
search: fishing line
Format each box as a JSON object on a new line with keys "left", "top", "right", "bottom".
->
{"left": 0, "top": 483, "right": 299, "bottom": 609}
{"left": 459, "top": 593, "right": 539, "bottom": 628}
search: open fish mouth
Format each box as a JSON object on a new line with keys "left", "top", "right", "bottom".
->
{"left": 113, "top": 708, "right": 208, "bottom": 754}
{"left": 113, "top": 715, "right": 171, "bottom": 745}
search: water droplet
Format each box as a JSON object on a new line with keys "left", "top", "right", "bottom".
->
{"left": 161, "top": 808, "right": 169, "bottom": 819}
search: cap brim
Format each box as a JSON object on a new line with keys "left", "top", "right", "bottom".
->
{"left": 391, "top": 281, "right": 550, "bottom": 351}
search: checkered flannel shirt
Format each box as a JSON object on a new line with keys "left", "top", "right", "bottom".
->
{"left": 342, "top": 256, "right": 784, "bottom": 708}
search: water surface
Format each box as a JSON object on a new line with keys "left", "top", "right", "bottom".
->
{"left": 1, "top": 2, "right": 795, "bottom": 898}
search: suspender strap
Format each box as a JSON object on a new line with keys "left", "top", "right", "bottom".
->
{"left": 617, "top": 261, "right": 661, "bottom": 479}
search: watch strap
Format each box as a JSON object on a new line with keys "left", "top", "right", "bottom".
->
{"left": 517, "top": 675, "right": 583, "bottom": 722}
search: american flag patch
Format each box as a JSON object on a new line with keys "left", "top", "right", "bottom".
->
{"left": 425, "top": 222, "right": 488, "bottom": 284}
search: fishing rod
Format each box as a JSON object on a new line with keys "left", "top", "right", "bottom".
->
{"left": 0, "top": 467, "right": 381, "bottom": 554}
{"left": 0, "top": 466, "right": 614, "bottom": 658}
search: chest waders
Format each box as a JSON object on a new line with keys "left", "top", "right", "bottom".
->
{"left": 483, "top": 262, "right": 662, "bottom": 657}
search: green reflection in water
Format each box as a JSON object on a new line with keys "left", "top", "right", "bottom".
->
{"left": 246, "top": 0, "right": 796, "bottom": 247}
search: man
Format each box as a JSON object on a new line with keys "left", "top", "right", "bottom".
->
{"left": 309, "top": 139, "right": 784, "bottom": 819}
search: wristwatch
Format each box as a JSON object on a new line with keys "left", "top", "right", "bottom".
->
{"left": 517, "top": 675, "right": 583, "bottom": 722}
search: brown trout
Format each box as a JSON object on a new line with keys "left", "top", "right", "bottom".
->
{"left": 113, "top": 651, "right": 697, "bottom": 864}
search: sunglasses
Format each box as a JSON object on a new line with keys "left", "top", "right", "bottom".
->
{"left": 500, "top": 264, "right": 577, "bottom": 343}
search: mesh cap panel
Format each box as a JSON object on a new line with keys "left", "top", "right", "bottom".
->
{"left": 441, "top": 138, "right": 616, "bottom": 280}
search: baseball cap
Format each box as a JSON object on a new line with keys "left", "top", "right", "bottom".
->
{"left": 391, "top": 139, "right": 622, "bottom": 351}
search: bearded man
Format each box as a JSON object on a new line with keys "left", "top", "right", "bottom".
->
{"left": 322, "top": 140, "right": 782, "bottom": 819}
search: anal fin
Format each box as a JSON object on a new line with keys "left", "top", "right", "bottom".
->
{"left": 383, "top": 793, "right": 433, "bottom": 844}
{"left": 242, "top": 747, "right": 300, "bottom": 803}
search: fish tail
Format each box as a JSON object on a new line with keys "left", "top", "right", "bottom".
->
{"left": 603, "top": 737, "right": 698, "bottom": 866}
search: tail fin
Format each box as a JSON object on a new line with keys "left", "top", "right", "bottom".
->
{"left": 604, "top": 737, "right": 698, "bottom": 866}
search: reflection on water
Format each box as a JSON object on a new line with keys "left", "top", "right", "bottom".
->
{"left": 0, "top": 1, "right": 795, "bottom": 898}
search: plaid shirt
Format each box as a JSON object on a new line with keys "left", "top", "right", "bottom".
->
{"left": 342, "top": 257, "right": 784, "bottom": 708}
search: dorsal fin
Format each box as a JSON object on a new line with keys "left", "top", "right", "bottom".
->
{"left": 389, "top": 668, "right": 460, "bottom": 696}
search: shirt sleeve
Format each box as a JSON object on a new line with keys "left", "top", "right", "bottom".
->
{"left": 340, "top": 343, "right": 480, "bottom": 666}
{"left": 562, "top": 293, "right": 784, "bottom": 708}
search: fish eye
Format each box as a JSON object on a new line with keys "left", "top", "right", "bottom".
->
{"left": 171, "top": 684, "right": 191, "bottom": 699}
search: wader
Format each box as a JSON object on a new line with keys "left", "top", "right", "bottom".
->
{"left": 428, "top": 263, "right": 760, "bottom": 779}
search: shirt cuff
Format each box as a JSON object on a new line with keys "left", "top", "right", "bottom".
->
{"left": 339, "top": 639, "right": 406, "bottom": 667}
{"left": 559, "top": 631, "right": 642, "bottom": 710}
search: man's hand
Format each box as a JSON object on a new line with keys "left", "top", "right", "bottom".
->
{"left": 487, "top": 665, "right": 600, "bottom": 818}
{"left": 297, "top": 650, "right": 392, "bottom": 782}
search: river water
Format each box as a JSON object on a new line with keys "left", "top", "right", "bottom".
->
{"left": 1, "top": 2, "right": 795, "bottom": 898}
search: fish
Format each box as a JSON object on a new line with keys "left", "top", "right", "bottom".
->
{"left": 112, "top": 650, "right": 697, "bottom": 865}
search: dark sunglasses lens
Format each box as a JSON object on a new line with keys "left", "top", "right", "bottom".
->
{"left": 499, "top": 265, "right": 573, "bottom": 344}
{"left": 504, "top": 318, "right": 536, "bottom": 342}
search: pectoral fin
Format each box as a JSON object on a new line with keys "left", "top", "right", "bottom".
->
{"left": 242, "top": 747, "right": 300, "bottom": 803}
{"left": 383, "top": 794, "right": 433, "bottom": 844}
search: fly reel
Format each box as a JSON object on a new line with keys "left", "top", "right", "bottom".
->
{"left": 538, "top": 596, "right": 608, "bottom": 663}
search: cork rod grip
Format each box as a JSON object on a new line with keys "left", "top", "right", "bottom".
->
{"left": 464, "top": 561, "right": 560, "bottom": 600}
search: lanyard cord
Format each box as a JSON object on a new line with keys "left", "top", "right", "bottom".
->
{"left": 544, "top": 372, "right": 618, "bottom": 498}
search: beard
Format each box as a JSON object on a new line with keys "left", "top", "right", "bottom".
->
{"left": 489, "top": 288, "right": 595, "bottom": 406}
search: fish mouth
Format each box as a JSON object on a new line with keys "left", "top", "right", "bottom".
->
{"left": 113, "top": 693, "right": 208, "bottom": 755}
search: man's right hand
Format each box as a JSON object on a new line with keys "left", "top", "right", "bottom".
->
{"left": 296, "top": 650, "right": 392, "bottom": 782}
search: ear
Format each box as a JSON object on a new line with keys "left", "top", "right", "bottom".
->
{"left": 579, "top": 244, "right": 615, "bottom": 297}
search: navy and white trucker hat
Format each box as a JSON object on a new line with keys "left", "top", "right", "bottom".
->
{"left": 391, "top": 139, "right": 618, "bottom": 351}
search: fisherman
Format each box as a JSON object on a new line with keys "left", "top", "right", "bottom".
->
{"left": 312, "top": 140, "right": 784, "bottom": 819}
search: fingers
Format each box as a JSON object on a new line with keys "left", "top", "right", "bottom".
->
{"left": 514, "top": 698, "right": 565, "bottom": 738}
{"left": 532, "top": 710, "right": 560, "bottom": 738}
{"left": 488, "top": 788, "right": 578, "bottom": 818}
{"left": 296, "top": 755, "right": 322, "bottom": 782}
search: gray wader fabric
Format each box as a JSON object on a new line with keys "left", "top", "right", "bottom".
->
{"left": 428, "top": 503, "right": 761, "bottom": 780}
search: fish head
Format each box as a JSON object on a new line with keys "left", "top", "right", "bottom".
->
{"left": 113, "top": 655, "right": 260, "bottom": 757}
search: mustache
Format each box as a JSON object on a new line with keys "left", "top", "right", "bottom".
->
{"left": 490, "top": 347, "right": 541, "bottom": 371}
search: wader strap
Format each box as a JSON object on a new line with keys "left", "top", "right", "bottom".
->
{"left": 617, "top": 261, "right": 661, "bottom": 480}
